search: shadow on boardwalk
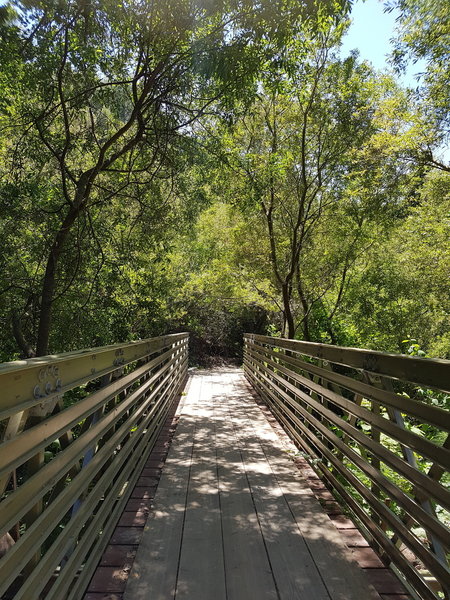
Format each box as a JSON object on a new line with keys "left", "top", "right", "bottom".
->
{"left": 120, "top": 368, "right": 389, "bottom": 600}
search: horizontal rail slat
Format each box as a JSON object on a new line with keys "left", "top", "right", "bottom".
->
{"left": 246, "top": 344, "right": 450, "bottom": 468}
{"left": 0, "top": 349, "right": 184, "bottom": 539}
{"left": 244, "top": 364, "right": 442, "bottom": 600}
{"left": 246, "top": 334, "right": 450, "bottom": 391}
{"left": 248, "top": 339, "right": 450, "bottom": 430}
{"left": 244, "top": 363, "right": 450, "bottom": 581}
{"left": 244, "top": 359, "right": 449, "bottom": 548}
{"left": 22, "top": 364, "right": 186, "bottom": 600}
{"left": 244, "top": 353, "right": 449, "bottom": 510}
{"left": 0, "top": 347, "right": 176, "bottom": 480}
{"left": 0, "top": 334, "right": 186, "bottom": 419}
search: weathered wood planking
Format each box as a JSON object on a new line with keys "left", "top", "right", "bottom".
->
{"left": 224, "top": 376, "right": 332, "bottom": 600}
{"left": 123, "top": 373, "right": 200, "bottom": 600}
{"left": 175, "top": 376, "right": 226, "bottom": 599}
{"left": 231, "top": 375, "right": 382, "bottom": 600}
{"left": 214, "top": 374, "right": 279, "bottom": 600}
{"left": 124, "top": 368, "right": 383, "bottom": 600}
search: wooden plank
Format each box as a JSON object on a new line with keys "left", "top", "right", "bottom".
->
{"left": 225, "top": 375, "right": 333, "bottom": 600}
{"left": 233, "top": 373, "right": 382, "bottom": 600}
{"left": 122, "top": 369, "right": 409, "bottom": 600}
{"left": 213, "top": 373, "right": 279, "bottom": 600}
{"left": 123, "top": 374, "right": 199, "bottom": 600}
{"left": 175, "top": 377, "right": 226, "bottom": 600}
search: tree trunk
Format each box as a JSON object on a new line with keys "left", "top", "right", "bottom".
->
{"left": 36, "top": 197, "right": 86, "bottom": 356}
{"left": 12, "top": 311, "right": 36, "bottom": 358}
{"left": 36, "top": 248, "right": 59, "bottom": 357}
{"left": 301, "top": 316, "right": 311, "bottom": 341}
{"left": 326, "top": 319, "right": 337, "bottom": 345}
{"left": 281, "top": 282, "right": 295, "bottom": 339}
{"left": 296, "top": 273, "right": 311, "bottom": 341}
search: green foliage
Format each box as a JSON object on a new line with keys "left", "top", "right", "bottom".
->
{"left": 1, "top": 0, "right": 349, "bottom": 356}
{"left": 1, "top": 6, "right": 449, "bottom": 561}
{"left": 388, "top": 0, "right": 450, "bottom": 170}
{"left": 343, "top": 170, "right": 450, "bottom": 356}
{"left": 2, "top": 8, "right": 449, "bottom": 590}
{"left": 163, "top": 202, "right": 275, "bottom": 363}
{"left": 0, "top": 0, "right": 448, "bottom": 366}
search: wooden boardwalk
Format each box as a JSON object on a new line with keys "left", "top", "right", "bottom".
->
{"left": 122, "top": 368, "right": 389, "bottom": 600}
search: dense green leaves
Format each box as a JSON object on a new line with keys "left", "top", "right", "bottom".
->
{"left": 1, "top": 0, "right": 349, "bottom": 356}
{"left": 388, "top": 0, "right": 450, "bottom": 171}
{"left": 0, "top": 0, "right": 449, "bottom": 362}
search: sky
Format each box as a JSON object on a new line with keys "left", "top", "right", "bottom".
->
{"left": 340, "top": 0, "right": 426, "bottom": 88}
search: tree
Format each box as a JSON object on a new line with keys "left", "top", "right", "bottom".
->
{"left": 164, "top": 201, "right": 275, "bottom": 362}
{"left": 1, "top": 0, "right": 348, "bottom": 356}
{"left": 388, "top": 0, "right": 450, "bottom": 171}
{"left": 343, "top": 169, "right": 450, "bottom": 357}
{"left": 222, "top": 27, "right": 407, "bottom": 340}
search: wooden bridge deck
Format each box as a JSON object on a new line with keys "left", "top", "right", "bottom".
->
{"left": 87, "top": 368, "right": 409, "bottom": 600}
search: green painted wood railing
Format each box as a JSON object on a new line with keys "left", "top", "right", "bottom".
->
{"left": 0, "top": 333, "right": 188, "bottom": 600}
{"left": 244, "top": 333, "right": 450, "bottom": 600}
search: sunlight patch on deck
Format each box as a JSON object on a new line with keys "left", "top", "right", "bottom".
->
{"left": 124, "top": 368, "right": 383, "bottom": 600}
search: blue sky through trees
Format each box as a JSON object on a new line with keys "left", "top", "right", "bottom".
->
{"left": 340, "top": 0, "right": 426, "bottom": 88}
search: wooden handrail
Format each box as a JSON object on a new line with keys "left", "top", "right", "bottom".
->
{"left": 244, "top": 334, "right": 450, "bottom": 600}
{"left": 0, "top": 333, "right": 189, "bottom": 599}
{"left": 246, "top": 333, "right": 450, "bottom": 392}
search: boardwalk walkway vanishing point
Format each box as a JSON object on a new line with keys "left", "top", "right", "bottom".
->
{"left": 118, "top": 368, "right": 396, "bottom": 600}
